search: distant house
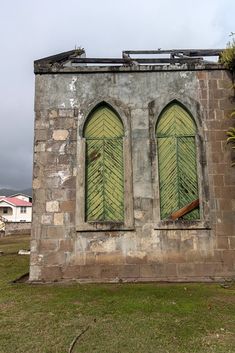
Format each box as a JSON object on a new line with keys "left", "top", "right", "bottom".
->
{"left": 10, "top": 193, "right": 32, "bottom": 203}
{"left": 0, "top": 195, "right": 32, "bottom": 222}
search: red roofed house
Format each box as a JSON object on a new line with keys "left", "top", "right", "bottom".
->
{"left": 0, "top": 194, "right": 32, "bottom": 223}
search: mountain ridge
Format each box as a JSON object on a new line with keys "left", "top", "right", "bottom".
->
{"left": 0, "top": 188, "right": 32, "bottom": 197}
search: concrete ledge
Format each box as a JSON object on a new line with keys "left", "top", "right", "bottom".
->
{"left": 29, "top": 263, "right": 234, "bottom": 283}
{"left": 28, "top": 276, "right": 232, "bottom": 285}
{"left": 34, "top": 62, "right": 224, "bottom": 74}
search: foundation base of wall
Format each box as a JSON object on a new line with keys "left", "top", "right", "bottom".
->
{"left": 28, "top": 276, "right": 234, "bottom": 285}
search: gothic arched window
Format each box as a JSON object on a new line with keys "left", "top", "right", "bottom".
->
{"left": 84, "top": 105, "right": 124, "bottom": 222}
{"left": 156, "top": 103, "right": 199, "bottom": 220}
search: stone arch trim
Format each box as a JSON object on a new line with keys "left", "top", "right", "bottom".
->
{"left": 150, "top": 96, "right": 204, "bottom": 135}
{"left": 156, "top": 101, "right": 197, "bottom": 136}
{"left": 78, "top": 99, "right": 131, "bottom": 139}
{"left": 83, "top": 104, "right": 124, "bottom": 138}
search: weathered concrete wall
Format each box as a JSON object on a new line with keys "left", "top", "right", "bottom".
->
{"left": 30, "top": 66, "right": 235, "bottom": 282}
{"left": 5, "top": 222, "right": 31, "bottom": 236}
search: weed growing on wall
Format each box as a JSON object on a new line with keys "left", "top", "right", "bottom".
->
{"left": 219, "top": 33, "right": 235, "bottom": 70}
{"left": 220, "top": 33, "right": 235, "bottom": 166}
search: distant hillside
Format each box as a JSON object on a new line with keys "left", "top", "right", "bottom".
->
{"left": 0, "top": 188, "right": 32, "bottom": 197}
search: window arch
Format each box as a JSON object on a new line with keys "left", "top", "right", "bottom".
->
{"left": 84, "top": 105, "right": 124, "bottom": 222}
{"left": 156, "top": 103, "right": 199, "bottom": 220}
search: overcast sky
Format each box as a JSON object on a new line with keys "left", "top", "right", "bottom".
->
{"left": 0, "top": 0, "right": 234, "bottom": 189}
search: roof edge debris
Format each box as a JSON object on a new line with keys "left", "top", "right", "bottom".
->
{"left": 34, "top": 48, "right": 225, "bottom": 74}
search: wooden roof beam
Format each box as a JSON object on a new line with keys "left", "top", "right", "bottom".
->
{"left": 70, "top": 57, "right": 203, "bottom": 65}
{"left": 122, "top": 49, "right": 224, "bottom": 57}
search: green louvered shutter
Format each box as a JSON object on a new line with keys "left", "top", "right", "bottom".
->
{"left": 84, "top": 106, "right": 124, "bottom": 222}
{"left": 156, "top": 104, "right": 199, "bottom": 220}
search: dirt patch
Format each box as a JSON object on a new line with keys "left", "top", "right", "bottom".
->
{"left": 73, "top": 300, "right": 82, "bottom": 305}
{"left": 213, "top": 295, "right": 235, "bottom": 304}
{"left": 202, "top": 330, "right": 235, "bottom": 346}
{"left": 0, "top": 301, "right": 15, "bottom": 310}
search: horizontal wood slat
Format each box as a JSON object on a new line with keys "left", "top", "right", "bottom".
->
{"left": 123, "top": 49, "right": 223, "bottom": 56}
{"left": 71, "top": 58, "right": 202, "bottom": 64}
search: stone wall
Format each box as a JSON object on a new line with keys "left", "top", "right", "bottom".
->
{"left": 198, "top": 70, "right": 235, "bottom": 276}
{"left": 5, "top": 222, "right": 31, "bottom": 236}
{"left": 30, "top": 65, "right": 235, "bottom": 282}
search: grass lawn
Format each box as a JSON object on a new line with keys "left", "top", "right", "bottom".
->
{"left": 0, "top": 235, "right": 235, "bottom": 353}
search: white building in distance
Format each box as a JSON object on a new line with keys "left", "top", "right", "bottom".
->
{"left": 0, "top": 194, "right": 32, "bottom": 222}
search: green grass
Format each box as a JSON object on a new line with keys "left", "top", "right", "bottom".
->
{"left": 0, "top": 235, "right": 235, "bottom": 353}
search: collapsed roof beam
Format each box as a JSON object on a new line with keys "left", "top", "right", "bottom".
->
{"left": 122, "top": 49, "right": 223, "bottom": 57}
{"left": 70, "top": 57, "right": 203, "bottom": 64}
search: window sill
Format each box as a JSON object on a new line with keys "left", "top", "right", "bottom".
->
{"left": 76, "top": 222, "right": 135, "bottom": 232}
{"left": 154, "top": 220, "right": 210, "bottom": 230}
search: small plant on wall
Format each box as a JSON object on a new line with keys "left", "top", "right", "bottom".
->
{"left": 219, "top": 33, "right": 235, "bottom": 166}
{"left": 219, "top": 33, "right": 235, "bottom": 71}
{"left": 227, "top": 126, "right": 235, "bottom": 166}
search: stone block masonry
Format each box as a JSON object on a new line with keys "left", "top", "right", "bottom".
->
{"left": 30, "top": 54, "right": 235, "bottom": 283}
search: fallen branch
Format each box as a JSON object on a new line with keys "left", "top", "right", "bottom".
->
{"left": 68, "top": 325, "right": 90, "bottom": 353}
{"left": 171, "top": 199, "right": 199, "bottom": 220}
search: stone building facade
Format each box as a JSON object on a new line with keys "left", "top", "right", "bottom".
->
{"left": 30, "top": 50, "right": 235, "bottom": 282}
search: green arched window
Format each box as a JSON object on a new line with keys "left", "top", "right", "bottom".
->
{"left": 84, "top": 105, "right": 124, "bottom": 222}
{"left": 156, "top": 103, "right": 199, "bottom": 220}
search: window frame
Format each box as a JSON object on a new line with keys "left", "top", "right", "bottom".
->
{"left": 84, "top": 107, "right": 125, "bottom": 223}
{"left": 20, "top": 206, "right": 27, "bottom": 214}
{"left": 3, "top": 207, "right": 8, "bottom": 214}
{"left": 150, "top": 98, "right": 211, "bottom": 230}
{"left": 75, "top": 101, "right": 134, "bottom": 232}
{"left": 156, "top": 103, "right": 200, "bottom": 221}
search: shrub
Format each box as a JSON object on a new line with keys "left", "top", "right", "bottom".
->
{"left": 219, "top": 33, "right": 235, "bottom": 71}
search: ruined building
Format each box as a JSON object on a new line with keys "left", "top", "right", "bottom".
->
{"left": 30, "top": 49, "right": 235, "bottom": 282}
